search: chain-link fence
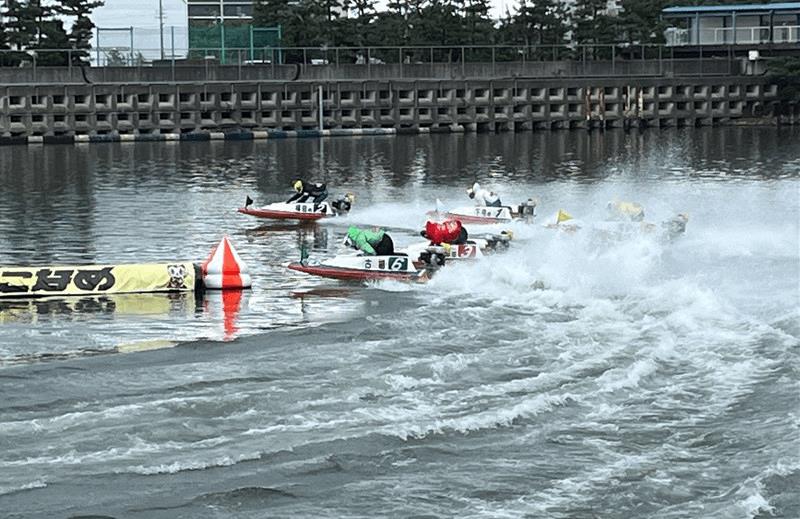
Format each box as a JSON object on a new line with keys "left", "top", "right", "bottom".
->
{"left": 96, "top": 26, "right": 191, "bottom": 66}
{"left": 0, "top": 43, "right": 742, "bottom": 84}
{"left": 187, "top": 25, "right": 281, "bottom": 64}
{"left": 95, "top": 25, "right": 281, "bottom": 66}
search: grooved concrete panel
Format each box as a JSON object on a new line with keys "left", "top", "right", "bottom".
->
{"left": 0, "top": 76, "right": 782, "bottom": 137}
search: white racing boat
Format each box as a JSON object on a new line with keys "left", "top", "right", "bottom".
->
{"left": 401, "top": 231, "right": 513, "bottom": 262}
{"left": 238, "top": 194, "right": 354, "bottom": 221}
{"left": 429, "top": 199, "right": 537, "bottom": 225}
{"left": 288, "top": 230, "right": 513, "bottom": 282}
{"left": 545, "top": 207, "right": 689, "bottom": 242}
{"left": 288, "top": 246, "right": 448, "bottom": 282}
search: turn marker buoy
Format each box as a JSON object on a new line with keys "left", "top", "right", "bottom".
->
{"left": 201, "top": 236, "right": 252, "bottom": 290}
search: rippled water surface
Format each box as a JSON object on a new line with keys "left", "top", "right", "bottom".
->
{"left": 0, "top": 128, "right": 798, "bottom": 518}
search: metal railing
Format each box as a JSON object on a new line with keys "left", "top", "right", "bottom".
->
{"left": 0, "top": 44, "right": 740, "bottom": 83}
{"left": 667, "top": 25, "right": 800, "bottom": 46}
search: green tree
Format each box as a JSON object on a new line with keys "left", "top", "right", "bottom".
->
{"left": 253, "top": 0, "right": 298, "bottom": 43}
{"left": 572, "top": 0, "right": 617, "bottom": 45}
{"left": 32, "top": 19, "right": 71, "bottom": 64}
{"left": 452, "top": 0, "right": 495, "bottom": 46}
{"left": 500, "top": 0, "right": 569, "bottom": 47}
{"left": 617, "top": 0, "right": 671, "bottom": 44}
{"left": 0, "top": 14, "right": 8, "bottom": 51}
{"left": 53, "top": 0, "right": 105, "bottom": 60}
{"left": 339, "top": 0, "right": 378, "bottom": 48}
{"left": 766, "top": 56, "right": 800, "bottom": 119}
{"left": 3, "top": 0, "right": 39, "bottom": 51}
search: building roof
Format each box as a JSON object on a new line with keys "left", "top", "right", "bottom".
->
{"left": 663, "top": 3, "right": 800, "bottom": 15}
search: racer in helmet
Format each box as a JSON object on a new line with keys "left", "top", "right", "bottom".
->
{"left": 287, "top": 179, "right": 328, "bottom": 204}
{"left": 420, "top": 219, "right": 468, "bottom": 245}
{"left": 345, "top": 226, "right": 394, "bottom": 255}
{"left": 466, "top": 182, "right": 502, "bottom": 207}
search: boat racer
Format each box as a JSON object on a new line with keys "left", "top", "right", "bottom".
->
{"left": 420, "top": 220, "right": 468, "bottom": 245}
{"left": 345, "top": 227, "right": 395, "bottom": 255}
{"left": 467, "top": 182, "right": 502, "bottom": 207}
{"left": 287, "top": 179, "right": 328, "bottom": 204}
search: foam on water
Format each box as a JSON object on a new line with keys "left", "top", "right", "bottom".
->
{"left": 0, "top": 132, "right": 797, "bottom": 517}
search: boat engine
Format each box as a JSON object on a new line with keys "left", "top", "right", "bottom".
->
{"left": 662, "top": 213, "right": 688, "bottom": 240}
{"left": 418, "top": 245, "right": 447, "bottom": 268}
{"left": 330, "top": 193, "right": 355, "bottom": 215}
{"left": 517, "top": 198, "right": 537, "bottom": 223}
{"left": 485, "top": 231, "right": 513, "bottom": 251}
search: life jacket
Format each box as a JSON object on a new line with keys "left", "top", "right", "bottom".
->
{"left": 425, "top": 219, "right": 462, "bottom": 245}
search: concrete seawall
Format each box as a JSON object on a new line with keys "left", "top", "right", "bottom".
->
{"left": 0, "top": 74, "right": 781, "bottom": 143}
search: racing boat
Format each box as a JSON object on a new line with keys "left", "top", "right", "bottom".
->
{"left": 288, "top": 245, "right": 448, "bottom": 282}
{"left": 401, "top": 231, "right": 513, "bottom": 262}
{"left": 545, "top": 207, "right": 689, "bottom": 241}
{"left": 429, "top": 198, "right": 537, "bottom": 225}
{"left": 237, "top": 194, "right": 354, "bottom": 221}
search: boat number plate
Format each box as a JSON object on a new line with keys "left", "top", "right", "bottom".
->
{"left": 475, "top": 208, "right": 505, "bottom": 218}
{"left": 364, "top": 257, "right": 408, "bottom": 271}
{"left": 455, "top": 245, "right": 476, "bottom": 258}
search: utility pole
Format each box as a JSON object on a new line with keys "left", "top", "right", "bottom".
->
{"left": 159, "top": 0, "right": 164, "bottom": 60}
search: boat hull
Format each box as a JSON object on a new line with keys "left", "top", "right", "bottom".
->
{"left": 442, "top": 212, "right": 512, "bottom": 224}
{"left": 288, "top": 262, "right": 422, "bottom": 281}
{"left": 238, "top": 207, "right": 329, "bottom": 221}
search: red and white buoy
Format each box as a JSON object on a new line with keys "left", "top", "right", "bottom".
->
{"left": 201, "top": 236, "right": 252, "bottom": 290}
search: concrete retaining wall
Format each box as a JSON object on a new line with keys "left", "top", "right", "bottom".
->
{"left": 0, "top": 76, "right": 781, "bottom": 141}
{"left": 0, "top": 58, "right": 737, "bottom": 84}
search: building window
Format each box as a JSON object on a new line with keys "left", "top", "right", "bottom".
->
{"left": 188, "top": 5, "right": 220, "bottom": 17}
{"left": 223, "top": 4, "right": 252, "bottom": 17}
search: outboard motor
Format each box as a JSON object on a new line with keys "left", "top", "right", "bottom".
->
{"left": 517, "top": 198, "right": 537, "bottom": 223}
{"left": 485, "top": 231, "right": 513, "bottom": 252}
{"left": 418, "top": 245, "right": 447, "bottom": 269}
{"left": 662, "top": 213, "right": 688, "bottom": 240}
{"left": 330, "top": 193, "right": 355, "bottom": 216}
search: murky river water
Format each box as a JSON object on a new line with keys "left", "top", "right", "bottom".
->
{"left": 0, "top": 128, "right": 798, "bottom": 518}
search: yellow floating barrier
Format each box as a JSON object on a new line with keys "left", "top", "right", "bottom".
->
{"left": 0, "top": 262, "right": 198, "bottom": 299}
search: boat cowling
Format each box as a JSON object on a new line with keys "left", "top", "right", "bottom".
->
{"left": 484, "top": 231, "right": 513, "bottom": 251}
{"left": 417, "top": 245, "right": 447, "bottom": 268}
{"left": 330, "top": 193, "right": 355, "bottom": 216}
{"left": 516, "top": 198, "right": 537, "bottom": 222}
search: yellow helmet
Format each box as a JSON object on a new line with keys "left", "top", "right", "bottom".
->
{"left": 293, "top": 180, "right": 303, "bottom": 193}
{"left": 442, "top": 243, "right": 452, "bottom": 254}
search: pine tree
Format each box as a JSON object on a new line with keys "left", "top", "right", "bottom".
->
{"left": 52, "top": 0, "right": 104, "bottom": 62}
{"left": 53, "top": 0, "right": 104, "bottom": 50}
{"left": 344, "top": 0, "right": 377, "bottom": 47}
{"left": 0, "top": 13, "right": 9, "bottom": 52}
{"left": 34, "top": 19, "right": 71, "bottom": 64}
{"left": 451, "top": 0, "right": 494, "bottom": 46}
{"left": 253, "top": 0, "right": 296, "bottom": 41}
{"left": 572, "top": 0, "right": 616, "bottom": 45}
{"left": 617, "top": 0, "right": 671, "bottom": 44}
{"left": 3, "top": 0, "right": 39, "bottom": 51}
{"left": 503, "top": 0, "right": 569, "bottom": 47}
